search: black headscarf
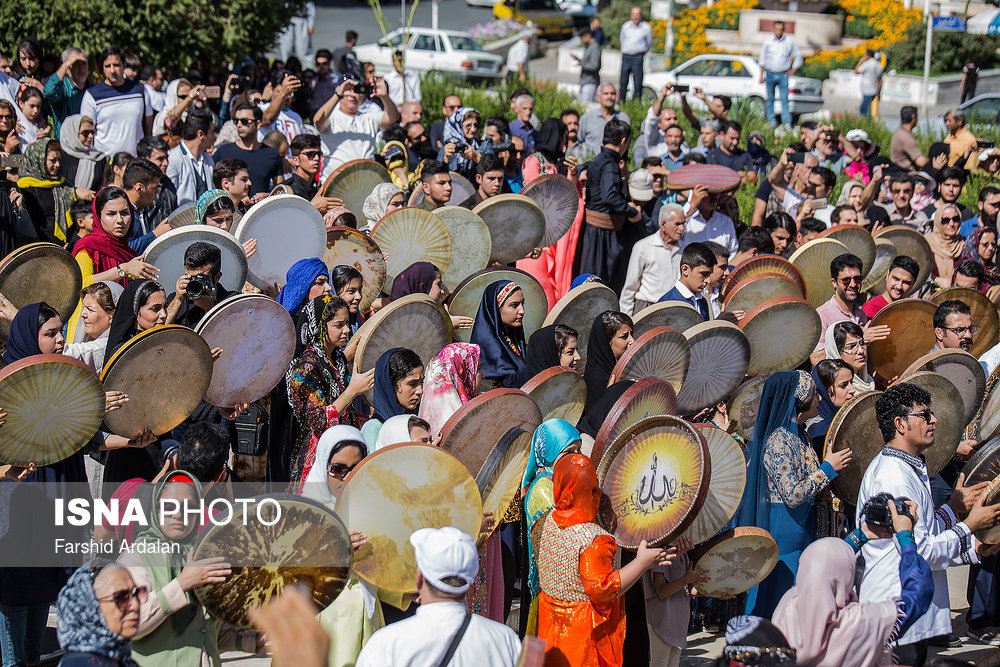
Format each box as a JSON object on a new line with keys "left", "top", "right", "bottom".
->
{"left": 470, "top": 280, "right": 527, "bottom": 388}
{"left": 582, "top": 316, "right": 618, "bottom": 411}
{"left": 104, "top": 279, "right": 164, "bottom": 362}
{"left": 389, "top": 262, "right": 439, "bottom": 302}
{"left": 4, "top": 302, "right": 44, "bottom": 365}
{"left": 577, "top": 379, "right": 634, "bottom": 438}
{"left": 535, "top": 118, "right": 565, "bottom": 165}
{"left": 526, "top": 324, "right": 561, "bottom": 378}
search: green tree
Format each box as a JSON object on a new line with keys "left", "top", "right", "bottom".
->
{"left": 886, "top": 21, "right": 1000, "bottom": 75}
{"left": 0, "top": 0, "right": 309, "bottom": 73}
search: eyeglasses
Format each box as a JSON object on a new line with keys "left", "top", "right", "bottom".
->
{"left": 838, "top": 276, "right": 863, "bottom": 286}
{"left": 842, "top": 340, "right": 869, "bottom": 354}
{"left": 0, "top": 114, "right": 13, "bottom": 121}
{"left": 943, "top": 324, "right": 978, "bottom": 336}
{"left": 905, "top": 408, "right": 934, "bottom": 423}
{"left": 940, "top": 215, "right": 962, "bottom": 224}
{"left": 98, "top": 586, "right": 148, "bottom": 612}
{"left": 79, "top": 129, "right": 95, "bottom": 137}
{"left": 316, "top": 60, "right": 330, "bottom": 67}
{"left": 235, "top": 117, "right": 257, "bottom": 126}
{"left": 299, "top": 150, "right": 322, "bottom": 159}
{"left": 327, "top": 461, "right": 358, "bottom": 479}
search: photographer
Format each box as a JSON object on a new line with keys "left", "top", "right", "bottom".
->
{"left": 165, "top": 241, "right": 232, "bottom": 328}
{"left": 857, "top": 382, "right": 1000, "bottom": 665}
{"left": 315, "top": 75, "right": 399, "bottom": 179}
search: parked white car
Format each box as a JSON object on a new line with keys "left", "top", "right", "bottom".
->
{"left": 643, "top": 54, "right": 824, "bottom": 120}
{"left": 355, "top": 28, "right": 505, "bottom": 82}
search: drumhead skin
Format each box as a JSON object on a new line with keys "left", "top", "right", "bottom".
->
{"left": 824, "top": 390, "right": 882, "bottom": 503}
{"left": 896, "top": 371, "right": 963, "bottom": 477}
{"left": 234, "top": 194, "right": 327, "bottom": 288}
{"left": 193, "top": 495, "right": 352, "bottom": 628}
{"left": 195, "top": 294, "right": 297, "bottom": 407}
{"left": 447, "top": 267, "right": 547, "bottom": 344}
{"left": 929, "top": 286, "right": 1000, "bottom": 358}
{"left": 867, "top": 298, "right": 938, "bottom": 384}
{"left": 726, "top": 375, "right": 768, "bottom": 441}
{"left": 323, "top": 226, "right": 386, "bottom": 311}
{"left": 100, "top": 325, "right": 214, "bottom": 437}
{"left": 596, "top": 415, "right": 709, "bottom": 548}
{"left": 722, "top": 255, "right": 805, "bottom": 301}
{"left": 692, "top": 527, "right": 779, "bottom": 598}
{"left": 722, "top": 273, "right": 804, "bottom": 315}
{"left": 372, "top": 207, "right": 452, "bottom": 286}
{"left": 901, "top": 349, "right": 986, "bottom": 427}
{"left": 975, "top": 475, "right": 1000, "bottom": 544}
{"left": 473, "top": 194, "right": 547, "bottom": 264}
{"left": 407, "top": 171, "right": 475, "bottom": 208}
{"left": 818, "top": 224, "right": 876, "bottom": 275}
{"left": 0, "top": 243, "right": 82, "bottom": 339}
{"left": 592, "top": 377, "right": 678, "bottom": 466}
{"left": 963, "top": 434, "right": 1000, "bottom": 485}
{"left": 434, "top": 207, "right": 491, "bottom": 290}
{"left": 969, "top": 367, "right": 1000, "bottom": 444}
{"left": 611, "top": 326, "right": 690, "bottom": 393}
{"left": 520, "top": 174, "right": 580, "bottom": 247}
{"left": 0, "top": 354, "right": 104, "bottom": 466}
{"left": 166, "top": 201, "right": 197, "bottom": 228}
{"left": 862, "top": 238, "right": 899, "bottom": 294}
{"left": 542, "top": 283, "right": 619, "bottom": 373}
{"left": 664, "top": 164, "right": 741, "bottom": 193}
{"left": 353, "top": 294, "right": 452, "bottom": 403}
{"left": 320, "top": 159, "right": 391, "bottom": 220}
{"left": 681, "top": 425, "right": 747, "bottom": 544}
{"left": 675, "top": 321, "right": 751, "bottom": 416}
{"left": 336, "top": 443, "right": 482, "bottom": 592}
{"left": 521, "top": 367, "right": 587, "bottom": 425}
{"left": 873, "top": 225, "right": 934, "bottom": 291}
{"left": 789, "top": 237, "right": 850, "bottom": 308}
{"left": 631, "top": 302, "right": 704, "bottom": 338}
{"left": 739, "top": 297, "right": 821, "bottom": 376}
{"left": 439, "top": 388, "right": 544, "bottom": 477}
{"left": 475, "top": 427, "right": 532, "bottom": 542}
{"left": 143, "top": 226, "right": 248, "bottom": 294}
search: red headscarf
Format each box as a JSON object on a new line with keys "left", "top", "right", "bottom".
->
{"left": 552, "top": 453, "right": 601, "bottom": 529}
{"left": 73, "top": 186, "right": 137, "bottom": 275}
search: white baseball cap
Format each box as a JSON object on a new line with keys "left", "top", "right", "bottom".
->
{"left": 845, "top": 128, "right": 871, "bottom": 144}
{"left": 410, "top": 527, "right": 479, "bottom": 594}
{"left": 629, "top": 168, "right": 655, "bottom": 202}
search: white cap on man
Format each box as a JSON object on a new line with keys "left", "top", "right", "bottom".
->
{"left": 409, "top": 527, "right": 479, "bottom": 594}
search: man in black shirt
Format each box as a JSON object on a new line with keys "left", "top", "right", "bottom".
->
{"left": 213, "top": 103, "right": 283, "bottom": 196}
{"left": 459, "top": 155, "right": 505, "bottom": 210}
{"left": 165, "top": 242, "right": 234, "bottom": 328}
{"left": 709, "top": 119, "right": 756, "bottom": 183}
{"left": 287, "top": 134, "right": 339, "bottom": 214}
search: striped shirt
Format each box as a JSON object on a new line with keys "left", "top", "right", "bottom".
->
{"left": 80, "top": 80, "right": 152, "bottom": 156}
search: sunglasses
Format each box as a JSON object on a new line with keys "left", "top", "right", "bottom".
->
{"left": 0, "top": 114, "right": 13, "bottom": 121}
{"left": 905, "top": 408, "right": 934, "bottom": 423}
{"left": 940, "top": 216, "right": 962, "bottom": 224}
{"left": 327, "top": 461, "right": 358, "bottom": 479}
{"left": 235, "top": 117, "right": 257, "bottom": 126}
{"left": 316, "top": 60, "right": 330, "bottom": 67}
{"left": 249, "top": 97, "right": 263, "bottom": 105}
{"left": 838, "top": 276, "right": 863, "bottom": 286}
{"left": 79, "top": 129, "right": 95, "bottom": 137}
{"left": 99, "top": 586, "right": 148, "bottom": 612}
{"left": 299, "top": 150, "right": 322, "bottom": 159}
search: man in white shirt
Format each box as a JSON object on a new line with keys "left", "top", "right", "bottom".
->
{"left": 385, "top": 51, "right": 421, "bottom": 105}
{"left": 854, "top": 49, "right": 884, "bottom": 117}
{"left": 858, "top": 383, "right": 1000, "bottom": 665}
{"left": 620, "top": 202, "right": 685, "bottom": 315}
{"left": 618, "top": 6, "right": 652, "bottom": 100}
{"left": 506, "top": 36, "right": 530, "bottom": 81}
{"left": 681, "top": 184, "right": 738, "bottom": 255}
{"left": 757, "top": 20, "right": 802, "bottom": 128}
{"left": 314, "top": 77, "right": 400, "bottom": 180}
{"left": 80, "top": 46, "right": 154, "bottom": 156}
{"left": 357, "top": 527, "right": 521, "bottom": 667}
{"left": 166, "top": 109, "right": 216, "bottom": 206}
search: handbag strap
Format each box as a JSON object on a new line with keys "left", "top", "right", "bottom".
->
{"left": 438, "top": 612, "right": 472, "bottom": 667}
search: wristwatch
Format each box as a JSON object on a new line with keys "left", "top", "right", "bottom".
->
{"left": 117, "top": 266, "right": 126, "bottom": 280}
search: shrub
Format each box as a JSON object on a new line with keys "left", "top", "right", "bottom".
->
{"left": 886, "top": 22, "right": 1000, "bottom": 75}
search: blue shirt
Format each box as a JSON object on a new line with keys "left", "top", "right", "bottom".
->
{"left": 961, "top": 214, "right": 982, "bottom": 238}
{"left": 510, "top": 119, "right": 537, "bottom": 155}
{"left": 658, "top": 284, "right": 709, "bottom": 320}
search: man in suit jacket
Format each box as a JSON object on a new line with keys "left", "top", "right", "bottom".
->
{"left": 658, "top": 241, "right": 717, "bottom": 320}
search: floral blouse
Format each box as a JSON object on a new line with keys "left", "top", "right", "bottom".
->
{"left": 763, "top": 425, "right": 831, "bottom": 506}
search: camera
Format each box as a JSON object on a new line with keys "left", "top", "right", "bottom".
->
{"left": 230, "top": 75, "right": 250, "bottom": 95}
{"left": 344, "top": 74, "right": 373, "bottom": 98}
{"left": 861, "top": 492, "right": 914, "bottom": 529}
{"left": 788, "top": 152, "right": 807, "bottom": 164}
{"left": 451, "top": 141, "right": 468, "bottom": 153}
{"left": 186, "top": 274, "right": 215, "bottom": 300}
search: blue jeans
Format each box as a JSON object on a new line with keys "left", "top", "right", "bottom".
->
{"left": 859, "top": 94, "right": 876, "bottom": 116}
{"left": 619, "top": 53, "right": 645, "bottom": 100}
{"left": 0, "top": 603, "right": 48, "bottom": 667}
{"left": 764, "top": 70, "right": 790, "bottom": 126}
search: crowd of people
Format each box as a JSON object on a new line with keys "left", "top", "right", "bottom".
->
{"left": 1, "top": 15, "right": 1000, "bottom": 667}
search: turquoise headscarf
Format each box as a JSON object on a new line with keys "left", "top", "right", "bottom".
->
{"left": 194, "top": 189, "right": 231, "bottom": 224}
{"left": 521, "top": 418, "right": 582, "bottom": 494}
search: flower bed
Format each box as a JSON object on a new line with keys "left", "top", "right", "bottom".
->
{"left": 467, "top": 19, "right": 527, "bottom": 45}
{"left": 653, "top": 0, "right": 758, "bottom": 61}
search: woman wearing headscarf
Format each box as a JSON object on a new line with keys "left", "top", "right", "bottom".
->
{"left": 64, "top": 281, "right": 124, "bottom": 371}
{"left": 152, "top": 79, "right": 205, "bottom": 137}
{"left": 73, "top": 186, "right": 158, "bottom": 287}
{"left": 276, "top": 258, "right": 331, "bottom": 320}
{"left": 373, "top": 414, "right": 432, "bottom": 449}
{"left": 59, "top": 115, "right": 107, "bottom": 193}
{"left": 437, "top": 106, "right": 495, "bottom": 182}
{"left": 809, "top": 358, "right": 857, "bottom": 540}
{"left": 360, "top": 182, "right": 404, "bottom": 233}
{"left": 582, "top": 311, "right": 634, "bottom": 412}
{"left": 736, "top": 371, "right": 853, "bottom": 618}
{"left": 360, "top": 347, "right": 424, "bottom": 445}
{"left": 18, "top": 138, "right": 78, "bottom": 244}
{"left": 825, "top": 321, "right": 876, "bottom": 394}
{"left": 959, "top": 225, "right": 1000, "bottom": 293}
{"left": 526, "top": 323, "right": 581, "bottom": 377}
{"left": 772, "top": 533, "right": 933, "bottom": 667}
{"left": 388, "top": 262, "right": 474, "bottom": 330}
{"left": 418, "top": 342, "right": 481, "bottom": 436}
{"left": 925, "top": 203, "right": 965, "bottom": 290}
{"left": 536, "top": 454, "right": 676, "bottom": 667}
{"left": 300, "top": 426, "right": 411, "bottom": 666}
{"left": 471, "top": 280, "right": 528, "bottom": 389}
{"left": 57, "top": 563, "right": 142, "bottom": 667}
{"left": 286, "top": 295, "right": 373, "bottom": 490}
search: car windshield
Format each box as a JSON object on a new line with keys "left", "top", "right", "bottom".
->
{"left": 448, "top": 35, "right": 483, "bottom": 52}
{"left": 380, "top": 32, "right": 407, "bottom": 48}
{"left": 967, "top": 98, "right": 1000, "bottom": 122}
{"left": 520, "top": 0, "right": 562, "bottom": 10}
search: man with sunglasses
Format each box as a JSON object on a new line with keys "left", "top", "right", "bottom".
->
{"left": 878, "top": 173, "right": 929, "bottom": 233}
{"left": 858, "top": 383, "right": 1000, "bottom": 665}
{"left": 811, "top": 253, "right": 890, "bottom": 365}
{"left": 287, "top": 134, "right": 340, "bottom": 214}
{"left": 932, "top": 299, "right": 977, "bottom": 355}
{"left": 214, "top": 103, "right": 284, "bottom": 196}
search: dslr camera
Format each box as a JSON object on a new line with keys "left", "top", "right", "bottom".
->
{"left": 344, "top": 74, "right": 373, "bottom": 98}
{"left": 186, "top": 274, "right": 216, "bottom": 300}
{"left": 861, "top": 492, "right": 914, "bottom": 529}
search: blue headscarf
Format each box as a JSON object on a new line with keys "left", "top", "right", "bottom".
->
{"left": 521, "top": 418, "right": 583, "bottom": 493}
{"left": 370, "top": 347, "right": 416, "bottom": 423}
{"left": 56, "top": 564, "right": 140, "bottom": 667}
{"left": 4, "top": 302, "right": 43, "bottom": 365}
{"left": 470, "top": 281, "right": 527, "bottom": 389}
{"left": 277, "top": 258, "right": 329, "bottom": 315}
{"left": 570, "top": 273, "right": 600, "bottom": 290}
{"left": 440, "top": 107, "right": 495, "bottom": 179}
{"left": 736, "top": 370, "right": 815, "bottom": 534}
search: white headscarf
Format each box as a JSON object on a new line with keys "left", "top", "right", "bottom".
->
{"left": 361, "top": 183, "right": 402, "bottom": 232}
{"left": 59, "top": 115, "right": 106, "bottom": 189}
{"left": 300, "top": 424, "right": 367, "bottom": 510}
{"left": 152, "top": 78, "right": 192, "bottom": 136}
{"left": 824, "top": 321, "right": 876, "bottom": 393}
{"left": 374, "top": 414, "right": 413, "bottom": 451}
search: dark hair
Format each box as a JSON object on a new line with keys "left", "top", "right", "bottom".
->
{"left": 800, "top": 121, "right": 818, "bottom": 131}
{"left": 937, "top": 166, "right": 966, "bottom": 189}
{"left": 37, "top": 302, "right": 59, "bottom": 329}
{"left": 641, "top": 156, "right": 662, "bottom": 168}
{"left": 70, "top": 199, "right": 92, "bottom": 224}
{"left": 900, "top": 105, "right": 918, "bottom": 125}
{"left": 833, "top": 320, "right": 865, "bottom": 352}
{"left": 233, "top": 102, "right": 263, "bottom": 122}
{"left": 815, "top": 358, "right": 853, "bottom": 394}
{"left": 602, "top": 119, "right": 631, "bottom": 146}
{"left": 680, "top": 242, "right": 717, "bottom": 270}
{"left": 99, "top": 46, "right": 126, "bottom": 68}
{"left": 830, "top": 253, "right": 863, "bottom": 279}
{"left": 421, "top": 159, "right": 450, "bottom": 183}
{"left": 139, "top": 65, "right": 160, "bottom": 82}
{"left": 560, "top": 108, "right": 580, "bottom": 119}
{"left": 577, "top": 27, "right": 591, "bottom": 38}
{"left": 876, "top": 382, "right": 931, "bottom": 443}
{"left": 124, "top": 52, "right": 141, "bottom": 72}
{"left": 830, "top": 205, "right": 855, "bottom": 224}
{"left": 270, "top": 68, "right": 292, "bottom": 89}
{"left": 330, "top": 265, "right": 364, "bottom": 294}
{"left": 720, "top": 119, "right": 742, "bottom": 135}
{"left": 716, "top": 95, "right": 733, "bottom": 111}
{"left": 763, "top": 211, "right": 796, "bottom": 235}
{"left": 956, "top": 259, "right": 985, "bottom": 282}
{"left": 289, "top": 133, "right": 321, "bottom": 155}
{"left": 181, "top": 109, "right": 217, "bottom": 141}
{"left": 980, "top": 186, "right": 1000, "bottom": 203}
{"left": 485, "top": 117, "right": 509, "bottom": 135}
{"left": 94, "top": 185, "right": 130, "bottom": 219}
{"left": 388, "top": 348, "right": 423, "bottom": 390}
{"left": 136, "top": 135, "right": 169, "bottom": 159}
{"left": 866, "top": 205, "right": 891, "bottom": 227}
{"left": 213, "top": 159, "right": 249, "bottom": 188}
{"left": 177, "top": 422, "right": 229, "bottom": 482}
{"left": 599, "top": 310, "right": 633, "bottom": 342}
{"left": 683, "top": 152, "right": 708, "bottom": 165}
{"left": 889, "top": 255, "right": 919, "bottom": 281}
{"left": 205, "top": 196, "right": 235, "bottom": 219}
{"left": 316, "top": 48, "right": 333, "bottom": 61}
{"left": 382, "top": 124, "right": 406, "bottom": 146}
{"left": 477, "top": 154, "right": 505, "bottom": 176}
{"left": 15, "top": 37, "right": 41, "bottom": 72}
{"left": 184, "top": 241, "right": 222, "bottom": 275}
{"left": 703, "top": 240, "right": 728, "bottom": 260}
{"left": 800, "top": 217, "right": 827, "bottom": 235}
{"left": 346, "top": 30, "right": 359, "bottom": 42}
{"left": 81, "top": 282, "right": 116, "bottom": 314}
{"left": 133, "top": 280, "right": 166, "bottom": 318}
{"left": 122, "top": 158, "right": 161, "bottom": 190}
{"left": 888, "top": 173, "right": 915, "bottom": 189}
{"left": 738, "top": 226, "right": 775, "bottom": 254}
{"left": 934, "top": 299, "right": 971, "bottom": 329}
{"left": 554, "top": 323, "right": 578, "bottom": 356}
{"left": 18, "top": 85, "right": 42, "bottom": 104}
{"left": 407, "top": 415, "right": 431, "bottom": 434}
{"left": 813, "top": 166, "right": 836, "bottom": 190}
